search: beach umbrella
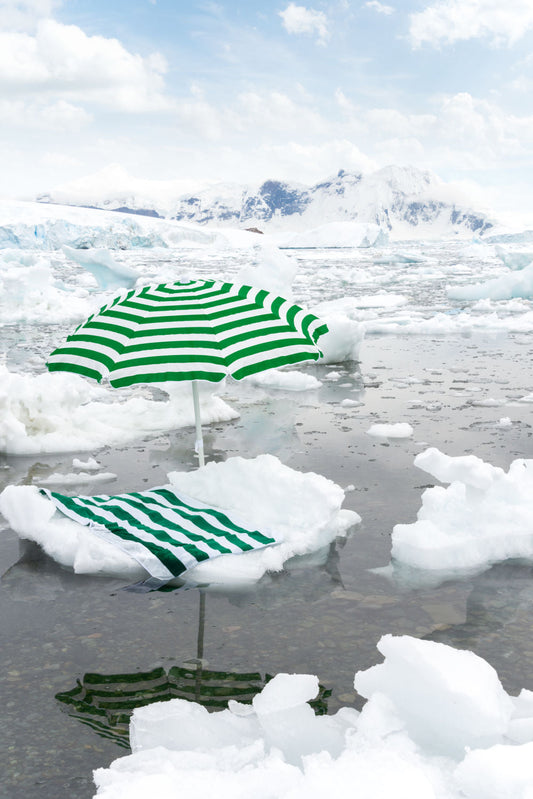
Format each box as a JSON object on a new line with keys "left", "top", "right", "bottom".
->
{"left": 47, "top": 278, "right": 328, "bottom": 465}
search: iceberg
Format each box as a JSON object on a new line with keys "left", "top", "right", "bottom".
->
{"left": 494, "top": 245, "right": 533, "bottom": 271}
{"left": 62, "top": 246, "right": 139, "bottom": 290}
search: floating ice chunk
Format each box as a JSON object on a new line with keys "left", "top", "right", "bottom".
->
{"left": 253, "top": 674, "right": 319, "bottom": 715}
{"left": 244, "top": 369, "right": 322, "bottom": 391}
{"left": 414, "top": 447, "right": 502, "bottom": 490}
{"left": 373, "top": 252, "right": 425, "bottom": 264}
{"left": 470, "top": 398, "right": 504, "bottom": 407}
{"left": 455, "top": 742, "right": 533, "bottom": 799}
{"left": 494, "top": 245, "right": 533, "bottom": 271}
{"left": 72, "top": 457, "right": 101, "bottom": 470}
{"left": 0, "top": 253, "right": 91, "bottom": 324}
{"left": 62, "top": 246, "right": 139, "bottom": 290}
{"left": 448, "top": 262, "right": 533, "bottom": 301}
{"left": 354, "top": 634, "right": 514, "bottom": 758}
{"left": 0, "top": 366, "right": 238, "bottom": 454}
{"left": 508, "top": 690, "right": 533, "bottom": 744}
{"left": 0, "top": 485, "right": 142, "bottom": 577}
{"left": 92, "top": 634, "right": 533, "bottom": 798}
{"left": 0, "top": 454, "right": 360, "bottom": 584}
{"left": 316, "top": 314, "right": 364, "bottom": 363}
{"left": 236, "top": 244, "right": 297, "bottom": 298}
{"left": 496, "top": 417, "right": 512, "bottom": 427}
{"left": 390, "top": 448, "right": 533, "bottom": 574}
{"left": 367, "top": 423, "right": 413, "bottom": 438}
{"left": 36, "top": 471, "right": 117, "bottom": 486}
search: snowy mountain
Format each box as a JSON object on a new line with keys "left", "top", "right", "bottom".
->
{"left": 37, "top": 164, "right": 495, "bottom": 239}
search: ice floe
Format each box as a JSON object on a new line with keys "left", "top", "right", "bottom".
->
{"left": 91, "top": 633, "right": 533, "bottom": 799}
{"left": 389, "top": 447, "right": 533, "bottom": 581}
{"left": 0, "top": 454, "right": 359, "bottom": 585}
{"left": 0, "top": 367, "right": 237, "bottom": 455}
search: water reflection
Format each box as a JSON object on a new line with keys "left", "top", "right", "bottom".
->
{"left": 423, "top": 561, "right": 533, "bottom": 652}
{"left": 55, "top": 589, "right": 331, "bottom": 751}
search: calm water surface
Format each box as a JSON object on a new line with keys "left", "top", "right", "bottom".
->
{"left": 2, "top": 243, "right": 533, "bottom": 797}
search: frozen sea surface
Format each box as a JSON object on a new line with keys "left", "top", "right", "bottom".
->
{"left": 2, "top": 234, "right": 533, "bottom": 797}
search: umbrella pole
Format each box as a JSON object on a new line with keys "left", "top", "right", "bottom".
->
{"left": 195, "top": 591, "right": 206, "bottom": 701}
{"left": 191, "top": 380, "right": 205, "bottom": 467}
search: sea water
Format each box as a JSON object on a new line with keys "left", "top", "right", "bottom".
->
{"left": 1, "top": 239, "right": 533, "bottom": 797}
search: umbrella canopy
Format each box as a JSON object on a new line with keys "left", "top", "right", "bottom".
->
{"left": 47, "top": 278, "right": 328, "bottom": 464}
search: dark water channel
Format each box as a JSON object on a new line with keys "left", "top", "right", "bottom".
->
{"left": 2, "top": 333, "right": 533, "bottom": 798}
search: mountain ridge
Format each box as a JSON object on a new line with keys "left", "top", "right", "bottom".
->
{"left": 37, "top": 164, "right": 495, "bottom": 239}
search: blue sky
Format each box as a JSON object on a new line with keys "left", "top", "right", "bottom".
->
{"left": 2, "top": 0, "right": 533, "bottom": 221}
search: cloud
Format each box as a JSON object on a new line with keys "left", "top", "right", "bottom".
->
{"left": 279, "top": 3, "right": 329, "bottom": 44}
{"left": 365, "top": 1, "right": 394, "bottom": 15}
{"left": 0, "top": 97, "right": 92, "bottom": 129}
{"left": 409, "top": 0, "right": 533, "bottom": 48}
{"left": 0, "top": 0, "right": 61, "bottom": 31}
{"left": 0, "top": 18, "right": 172, "bottom": 112}
{"left": 258, "top": 139, "right": 377, "bottom": 182}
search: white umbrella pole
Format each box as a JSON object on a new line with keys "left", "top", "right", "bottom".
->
{"left": 191, "top": 380, "right": 205, "bottom": 467}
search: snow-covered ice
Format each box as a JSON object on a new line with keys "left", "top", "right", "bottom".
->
{"left": 92, "top": 633, "right": 533, "bottom": 799}
{"left": 0, "top": 454, "right": 359, "bottom": 585}
{"left": 389, "top": 447, "right": 533, "bottom": 581}
{"left": 0, "top": 366, "right": 238, "bottom": 455}
{"left": 366, "top": 422, "right": 414, "bottom": 439}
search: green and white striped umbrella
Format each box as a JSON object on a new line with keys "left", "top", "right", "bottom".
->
{"left": 47, "top": 278, "right": 328, "bottom": 464}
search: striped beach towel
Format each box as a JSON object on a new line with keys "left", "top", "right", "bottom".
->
{"left": 40, "top": 486, "right": 281, "bottom": 587}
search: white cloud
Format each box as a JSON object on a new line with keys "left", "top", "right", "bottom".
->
{"left": 237, "top": 90, "right": 328, "bottom": 135}
{"left": 0, "top": 19, "right": 171, "bottom": 112}
{"left": 0, "top": 97, "right": 92, "bottom": 129}
{"left": 334, "top": 86, "right": 533, "bottom": 175}
{"left": 279, "top": 3, "right": 329, "bottom": 44}
{"left": 259, "top": 139, "right": 377, "bottom": 182}
{"left": 365, "top": 1, "right": 394, "bottom": 15}
{"left": 0, "top": 0, "right": 61, "bottom": 31}
{"left": 41, "top": 151, "right": 82, "bottom": 168}
{"left": 409, "top": 0, "right": 533, "bottom": 48}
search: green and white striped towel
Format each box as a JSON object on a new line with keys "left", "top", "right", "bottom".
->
{"left": 40, "top": 486, "right": 281, "bottom": 586}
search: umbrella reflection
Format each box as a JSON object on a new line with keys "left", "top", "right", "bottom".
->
{"left": 55, "top": 590, "right": 332, "bottom": 750}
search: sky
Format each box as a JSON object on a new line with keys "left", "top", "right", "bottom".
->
{"left": 2, "top": 0, "right": 533, "bottom": 223}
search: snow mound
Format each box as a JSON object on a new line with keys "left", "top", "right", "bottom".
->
{"left": 0, "top": 454, "right": 359, "bottom": 584}
{"left": 92, "top": 634, "right": 533, "bottom": 798}
{"left": 0, "top": 366, "right": 237, "bottom": 454}
{"left": 390, "top": 447, "right": 533, "bottom": 576}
